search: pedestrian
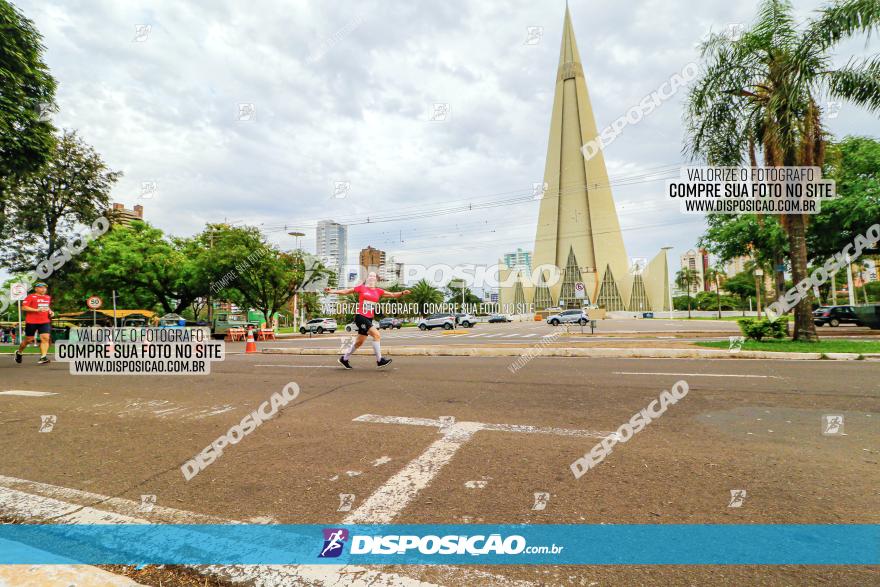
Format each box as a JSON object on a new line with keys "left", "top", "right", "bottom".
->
{"left": 15, "top": 282, "right": 54, "bottom": 365}
{"left": 325, "top": 272, "right": 410, "bottom": 369}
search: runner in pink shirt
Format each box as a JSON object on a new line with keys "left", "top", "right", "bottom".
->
{"left": 325, "top": 272, "right": 410, "bottom": 369}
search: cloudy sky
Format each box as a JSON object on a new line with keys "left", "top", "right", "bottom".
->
{"left": 16, "top": 0, "right": 878, "bottom": 287}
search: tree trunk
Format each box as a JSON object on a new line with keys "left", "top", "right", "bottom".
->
{"left": 772, "top": 254, "right": 786, "bottom": 300}
{"left": 715, "top": 277, "right": 722, "bottom": 319}
{"left": 786, "top": 214, "right": 818, "bottom": 341}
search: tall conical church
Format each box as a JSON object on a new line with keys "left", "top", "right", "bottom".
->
{"left": 500, "top": 6, "right": 670, "bottom": 314}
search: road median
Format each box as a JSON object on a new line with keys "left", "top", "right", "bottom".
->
{"left": 262, "top": 346, "right": 828, "bottom": 360}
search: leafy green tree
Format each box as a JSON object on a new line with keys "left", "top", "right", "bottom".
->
{"left": 675, "top": 268, "right": 700, "bottom": 319}
{"left": 445, "top": 279, "right": 482, "bottom": 310}
{"left": 0, "top": 0, "right": 57, "bottom": 235}
{"left": 2, "top": 130, "right": 120, "bottom": 270}
{"left": 699, "top": 214, "right": 788, "bottom": 299}
{"left": 685, "top": 0, "right": 880, "bottom": 341}
{"left": 77, "top": 222, "right": 205, "bottom": 314}
{"left": 723, "top": 270, "right": 758, "bottom": 314}
{"left": 704, "top": 265, "right": 726, "bottom": 318}
{"left": 809, "top": 136, "right": 880, "bottom": 259}
{"left": 408, "top": 279, "right": 444, "bottom": 316}
{"left": 201, "top": 224, "right": 333, "bottom": 325}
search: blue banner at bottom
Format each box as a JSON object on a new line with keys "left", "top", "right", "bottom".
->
{"left": 0, "top": 524, "right": 875, "bottom": 565}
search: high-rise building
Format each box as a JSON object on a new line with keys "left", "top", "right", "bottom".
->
{"left": 359, "top": 246, "right": 386, "bottom": 275}
{"left": 499, "top": 6, "right": 669, "bottom": 313}
{"left": 503, "top": 248, "right": 532, "bottom": 272}
{"left": 316, "top": 220, "right": 347, "bottom": 287}
{"left": 680, "top": 249, "right": 709, "bottom": 293}
{"left": 384, "top": 258, "right": 404, "bottom": 285}
{"left": 108, "top": 203, "right": 144, "bottom": 226}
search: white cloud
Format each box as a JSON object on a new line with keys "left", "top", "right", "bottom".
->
{"left": 13, "top": 0, "right": 878, "bottom": 280}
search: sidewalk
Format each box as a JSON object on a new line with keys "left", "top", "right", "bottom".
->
{"left": 0, "top": 564, "right": 145, "bottom": 586}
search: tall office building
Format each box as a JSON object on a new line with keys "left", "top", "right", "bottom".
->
{"left": 503, "top": 248, "right": 533, "bottom": 272}
{"left": 108, "top": 203, "right": 144, "bottom": 226}
{"left": 359, "top": 246, "right": 386, "bottom": 274}
{"left": 680, "top": 249, "right": 709, "bottom": 293}
{"left": 316, "top": 220, "right": 348, "bottom": 287}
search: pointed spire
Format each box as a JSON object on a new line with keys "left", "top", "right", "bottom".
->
{"left": 558, "top": 5, "right": 583, "bottom": 80}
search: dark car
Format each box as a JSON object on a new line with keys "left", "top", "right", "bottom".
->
{"left": 488, "top": 314, "right": 511, "bottom": 323}
{"left": 379, "top": 317, "right": 403, "bottom": 329}
{"left": 813, "top": 305, "right": 862, "bottom": 327}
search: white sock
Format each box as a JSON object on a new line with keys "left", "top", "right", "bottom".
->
{"left": 372, "top": 340, "right": 382, "bottom": 360}
{"left": 343, "top": 341, "right": 357, "bottom": 360}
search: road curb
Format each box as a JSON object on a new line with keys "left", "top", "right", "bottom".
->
{"left": 261, "top": 346, "right": 827, "bottom": 360}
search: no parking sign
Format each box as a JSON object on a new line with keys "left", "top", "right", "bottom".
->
{"left": 574, "top": 282, "right": 586, "bottom": 299}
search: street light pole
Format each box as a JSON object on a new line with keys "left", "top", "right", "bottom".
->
{"left": 661, "top": 246, "right": 674, "bottom": 319}
{"left": 288, "top": 231, "right": 306, "bottom": 332}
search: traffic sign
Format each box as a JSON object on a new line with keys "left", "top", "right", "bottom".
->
{"left": 574, "top": 282, "right": 586, "bottom": 299}
{"left": 87, "top": 296, "right": 103, "bottom": 310}
{"left": 10, "top": 283, "right": 27, "bottom": 302}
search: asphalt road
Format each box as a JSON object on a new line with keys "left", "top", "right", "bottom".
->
{"left": 1, "top": 351, "right": 877, "bottom": 585}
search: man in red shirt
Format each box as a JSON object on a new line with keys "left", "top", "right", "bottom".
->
{"left": 325, "top": 271, "right": 410, "bottom": 369}
{"left": 15, "top": 282, "right": 54, "bottom": 365}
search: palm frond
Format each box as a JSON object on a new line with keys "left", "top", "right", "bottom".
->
{"left": 802, "top": 0, "right": 880, "bottom": 52}
{"left": 824, "top": 56, "right": 880, "bottom": 113}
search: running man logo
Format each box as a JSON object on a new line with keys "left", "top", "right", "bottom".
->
{"left": 728, "top": 336, "right": 745, "bottom": 353}
{"left": 822, "top": 414, "right": 844, "bottom": 436}
{"left": 728, "top": 489, "right": 747, "bottom": 508}
{"left": 39, "top": 415, "right": 56, "bottom": 433}
{"left": 319, "top": 528, "right": 349, "bottom": 558}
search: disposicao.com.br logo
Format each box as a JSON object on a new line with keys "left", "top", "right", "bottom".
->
{"left": 319, "top": 529, "right": 563, "bottom": 558}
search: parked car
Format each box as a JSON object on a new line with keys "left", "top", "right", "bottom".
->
{"left": 379, "top": 317, "right": 403, "bottom": 329}
{"left": 853, "top": 304, "right": 880, "bottom": 330}
{"left": 418, "top": 313, "right": 456, "bottom": 330}
{"left": 546, "top": 309, "right": 588, "bottom": 326}
{"left": 488, "top": 314, "right": 511, "bottom": 323}
{"left": 454, "top": 312, "right": 477, "bottom": 328}
{"left": 813, "top": 305, "right": 862, "bottom": 327}
{"left": 300, "top": 318, "right": 337, "bottom": 334}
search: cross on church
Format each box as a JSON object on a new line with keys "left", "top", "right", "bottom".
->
{"left": 342, "top": 414, "right": 611, "bottom": 524}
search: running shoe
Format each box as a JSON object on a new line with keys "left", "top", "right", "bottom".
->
{"left": 376, "top": 358, "right": 392, "bottom": 368}
{"left": 338, "top": 356, "right": 353, "bottom": 369}
{"left": 37, "top": 356, "right": 50, "bottom": 365}
{"left": 14, "top": 351, "right": 23, "bottom": 364}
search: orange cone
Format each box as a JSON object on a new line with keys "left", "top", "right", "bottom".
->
{"left": 245, "top": 328, "right": 257, "bottom": 354}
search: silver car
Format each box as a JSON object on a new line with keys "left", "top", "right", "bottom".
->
{"left": 546, "top": 309, "right": 588, "bottom": 326}
{"left": 417, "top": 313, "right": 456, "bottom": 330}
{"left": 300, "top": 318, "right": 337, "bottom": 334}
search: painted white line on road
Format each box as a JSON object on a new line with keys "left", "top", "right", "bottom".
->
{"left": 343, "top": 422, "right": 482, "bottom": 525}
{"left": 0, "top": 390, "right": 57, "bottom": 396}
{"left": 255, "top": 364, "right": 338, "bottom": 368}
{"left": 613, "top": 371, "right": 780, "bottom": 379}
{"left": 0, "top": 476, "right": 445, "bottom": 586}
{"left": 345, "top": 415, "right": 611, "bottom": 525}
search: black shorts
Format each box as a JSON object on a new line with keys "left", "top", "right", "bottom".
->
{"left": 354, "top": 314, "right": 374, "bottom": 335}
{"left": 25, "top": 322, "right": 51, "bottom": 337}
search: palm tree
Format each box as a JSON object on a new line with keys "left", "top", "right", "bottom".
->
{"left": 705, "top": 265, "right": 726, "bottom": 319}
{"left": 675, "top": 268, "right": 701, "bottom": 319}
{"left": 408, "top": 279, "right": 444, "bottom": 317}
{"left": 685, "top": 0, "right": 880, "bottom": 341}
